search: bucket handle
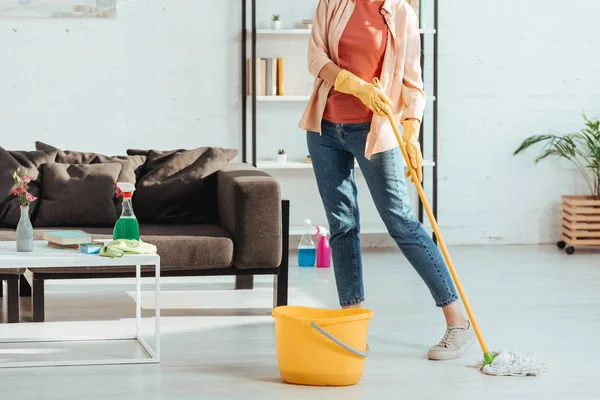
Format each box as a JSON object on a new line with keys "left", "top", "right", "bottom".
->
{"left": 311, "top": 322, "right": 369, "bottom": 358}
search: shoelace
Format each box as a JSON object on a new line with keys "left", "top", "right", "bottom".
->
{"left": 439, "top": 328, "right": 458, "bottom": 348}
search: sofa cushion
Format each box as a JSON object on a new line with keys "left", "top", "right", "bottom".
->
{"left": 88, "top": 224, "right": 235, "bottom": 269}
{"left": 0, "top": 224, "right": 234, "bottom": 272}
{"left": 35, "top": 142, "right": 146, "bottom": 184}
{"left": 0, "top": 147, "right": 58, "bottom": 228}
{"left": 126, "top": 147, "right": 237, "bottom": 225}
{"left": 35, "top": 163, "right": 122, "bottom": 227}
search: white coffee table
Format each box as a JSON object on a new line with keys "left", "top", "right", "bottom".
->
{"left": 0, "top": 240, "right": 160, "bottom": 368}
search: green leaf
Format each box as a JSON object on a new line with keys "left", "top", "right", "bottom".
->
{"left": 513, "top": 135, "right": 557, "bottom": 155}
{"left": 514, "top": 114, "right": 600, "bottom": 197}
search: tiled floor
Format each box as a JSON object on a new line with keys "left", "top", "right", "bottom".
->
{"left": 0, "top": 245, "right": 597, "bottom": 399}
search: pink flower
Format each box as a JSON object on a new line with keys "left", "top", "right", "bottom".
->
{"left": 22, "top": 176, "right": 32, "bottom": 184}
{"left": 12, "top": 188, "right": 19, "bottom": 196}
{"left": 25, "top": 193, "right": 37, "bottom": 203}
{"left": 13, "top": 185, "right": 26, "bottom": 195}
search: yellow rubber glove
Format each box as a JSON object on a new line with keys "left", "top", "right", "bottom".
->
{"left": 402, "top": 119, "right": 423, "bottom": 183}
{"left": 334, "top": 70, "right": 393, "bottom": 116}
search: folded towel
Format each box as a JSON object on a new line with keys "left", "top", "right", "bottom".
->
{"left": 99, "top": 239, "right": 157, "bottom": 258}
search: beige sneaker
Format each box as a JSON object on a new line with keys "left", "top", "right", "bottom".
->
{"left": 428, "top": 321, "right": 477, "bottom": 360}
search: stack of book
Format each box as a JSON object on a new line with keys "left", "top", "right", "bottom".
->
{"left": 43, "top": 231, "right": 103, "bottom": 254}
{"left": 247, "top": 57, "right": 284, "bottom": 96}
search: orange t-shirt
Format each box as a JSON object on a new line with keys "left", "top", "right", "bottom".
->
{"left": 323, "top": 0, "right": 388, "bottom": 124}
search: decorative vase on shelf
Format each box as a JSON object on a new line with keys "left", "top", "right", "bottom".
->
{"left": 277, "top": 149, "right": 287, "bottom": 163}
{"left": 16, "top": 205, "right": 34, "bottom": 252}
{"left": 302, "top": 19, "right": 313, "bottom": 30}
{"left": 271, "top": 15, "right": 282, "bottom": 30}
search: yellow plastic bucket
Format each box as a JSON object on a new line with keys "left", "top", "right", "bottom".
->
{"left": 272, "top": 306, "right": 374, "bottom": 386}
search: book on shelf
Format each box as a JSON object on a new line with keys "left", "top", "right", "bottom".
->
{"left": 265, "top": 58, "right": 272, "bottom": 95}
{"left": 277, "top": 58, "right": 284, "bottom": 95}
{"left": 247, "top": 57, "right": 284, "bottom": 96}
{"left": 247, "top": 58, "right": 265, "bottom": 96}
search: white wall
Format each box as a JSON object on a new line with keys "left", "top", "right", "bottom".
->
{"left": 1, "top": 0, "right": 599, "bottom": 244}
{"left": 0, "top": 0, "right": 242, "bottom": 154}
{"left": 438, "top": 0, "right": 600, "bottom": 244}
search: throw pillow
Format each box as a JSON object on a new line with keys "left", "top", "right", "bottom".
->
{"left": 126, "top": 149, "right": 147, "bottom": 156}
{"left": 0, "top": 147, "right": 58, "bottom": 228}
{"left": 35, "top": 163, "right": 122, "bottom": 227}
{"left": 128, "top": 147, "right": 238, "bottom": 224}
{"left": 35, "top": 141, "right": 145, "bottom": 183}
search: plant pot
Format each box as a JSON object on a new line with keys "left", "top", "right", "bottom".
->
{"left": 272, "top": 20, "right": 282, "bottom": 30}
{"left": 277, "top": 154, "right": 287, "bottom": 163}
{"left": 558, "top": 195, "right": 600, "bottom": 254}
{"left": 16, "top": 205, "right": 34, "bottom": 252}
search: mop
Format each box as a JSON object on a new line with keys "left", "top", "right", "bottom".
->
{"left": 374, "top": 79, "right": 547, "bottom": 377}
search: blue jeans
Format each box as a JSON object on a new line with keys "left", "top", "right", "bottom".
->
{"left": 307, "top": 119, "right": 459, "bottom": 307}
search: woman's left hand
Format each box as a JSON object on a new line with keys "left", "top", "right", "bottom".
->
{"left": 402, "top": 119, "right": 423, "bottom": 183}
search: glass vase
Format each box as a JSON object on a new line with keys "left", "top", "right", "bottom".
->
{"left": 16, "top": 205, "right": 34, "bottom": 252}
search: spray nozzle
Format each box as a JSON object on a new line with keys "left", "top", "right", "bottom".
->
{"left": 115, "top": 182, "right": 136, "bottom": 199}
{"left": 314, "top": 225, "right": 329, "bottom": 240}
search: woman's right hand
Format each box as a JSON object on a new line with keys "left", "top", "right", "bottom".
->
{"left": 334, "top": 70, "right": 394, "bottom": 117}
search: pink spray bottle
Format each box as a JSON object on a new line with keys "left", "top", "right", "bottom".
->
{"left": 314, "top": 226, "right": 331, "bottom": 268}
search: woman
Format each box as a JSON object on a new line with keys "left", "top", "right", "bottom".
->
{"left": 299, "top": 0, "right": 475, "bottom": 361}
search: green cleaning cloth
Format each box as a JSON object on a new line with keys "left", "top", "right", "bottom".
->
{"left": 99, "top": 239, "right": 157, "bottom": 258}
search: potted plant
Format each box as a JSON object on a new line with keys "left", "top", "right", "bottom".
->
{"left": 12, "top": 167, "right": 37, "bottom": 252}
{"left": 277, "top": 148, "right": 287, "bottom": 163}
{"left": 514, "top": 113, "right": 600, "bottom": 254}
{"left": 271, "top": 14, "right": 282, "bottom": 30}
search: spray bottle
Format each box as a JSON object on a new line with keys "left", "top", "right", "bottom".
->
{"left": 113, "top": 182, "right": 140, "bottom": 241}
{"left": 298, "top": 219, "right": 316, "bottom": 267}
{"left": 314, "top": 225, "right": 331, "bottom": 268}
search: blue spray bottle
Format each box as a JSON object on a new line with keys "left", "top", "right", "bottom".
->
{"left": 298, "top": 219, "right": 316, "bottom": 267}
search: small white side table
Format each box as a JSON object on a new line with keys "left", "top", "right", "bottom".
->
{"left": 0, "top": 240, "right": 160, "bottom": 368}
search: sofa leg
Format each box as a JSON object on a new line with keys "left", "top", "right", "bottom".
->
{"left": 274, "top": 199, "right": 290, "bottom": 307}
{"left": 235, "top": 275, "right": 254, "bottom": 290}
{"left": 7, "top": 279, "right": 19, "bottom": 323}
{"left": 20, "top": 275, "right": 32, "bottom": 297}
{"left": 32, "top": 279, "right": 45, "bottom": 323}
{"left": 274, "top": 268, "right": 288, "bottom": 307}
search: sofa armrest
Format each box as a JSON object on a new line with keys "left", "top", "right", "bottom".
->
{"left": 217, "top": 163, "right": 282, "bottom": 269}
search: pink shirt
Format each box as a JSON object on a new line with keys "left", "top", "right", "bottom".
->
{"left": 323, "top": 0, "right": 388, "bottom": 124}
{"left": 299, "top": 0, "right": 426, "bottom": 159}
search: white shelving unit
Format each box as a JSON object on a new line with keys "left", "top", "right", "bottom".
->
{"left": 253, "top": 95, "right": 311, "bottom": 102}
{"left": 249, "top": 28, "right": 437, "bottom": 35}
{"left": 253, "top": 29, "right": 312, "bottom": 35}
{"left": 257, "top": 161, "right": 314, "bottom": 170}
{"left": 257, "top": 159, "right": 435, "bottom": 170}
{"left": 253, "top": 95, "right": 435, "bottom": 102}
{"left": 243, "top": 2, "right": 440, "bottom": 236}
{"left": 288, "top": 227, "right": 392, "bottom": 236}
{"left": 288, "top": 226, "right": 434, "bottom": 236}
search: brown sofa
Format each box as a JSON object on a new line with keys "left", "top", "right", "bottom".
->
{"left": 1, "top": 145, "right": 289, "bottom": 322}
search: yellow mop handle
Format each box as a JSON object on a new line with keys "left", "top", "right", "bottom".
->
{"left": 375, "top": 80, "right": 489, "bottom": 355}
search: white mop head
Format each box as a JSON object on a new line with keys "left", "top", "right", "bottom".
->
{"left": 477, "top": 349, "right": 547, "bottom": 376}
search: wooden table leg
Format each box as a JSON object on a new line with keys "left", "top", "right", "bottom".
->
{"left": 7, "top": 279, "right": 19, "bottom": 323}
